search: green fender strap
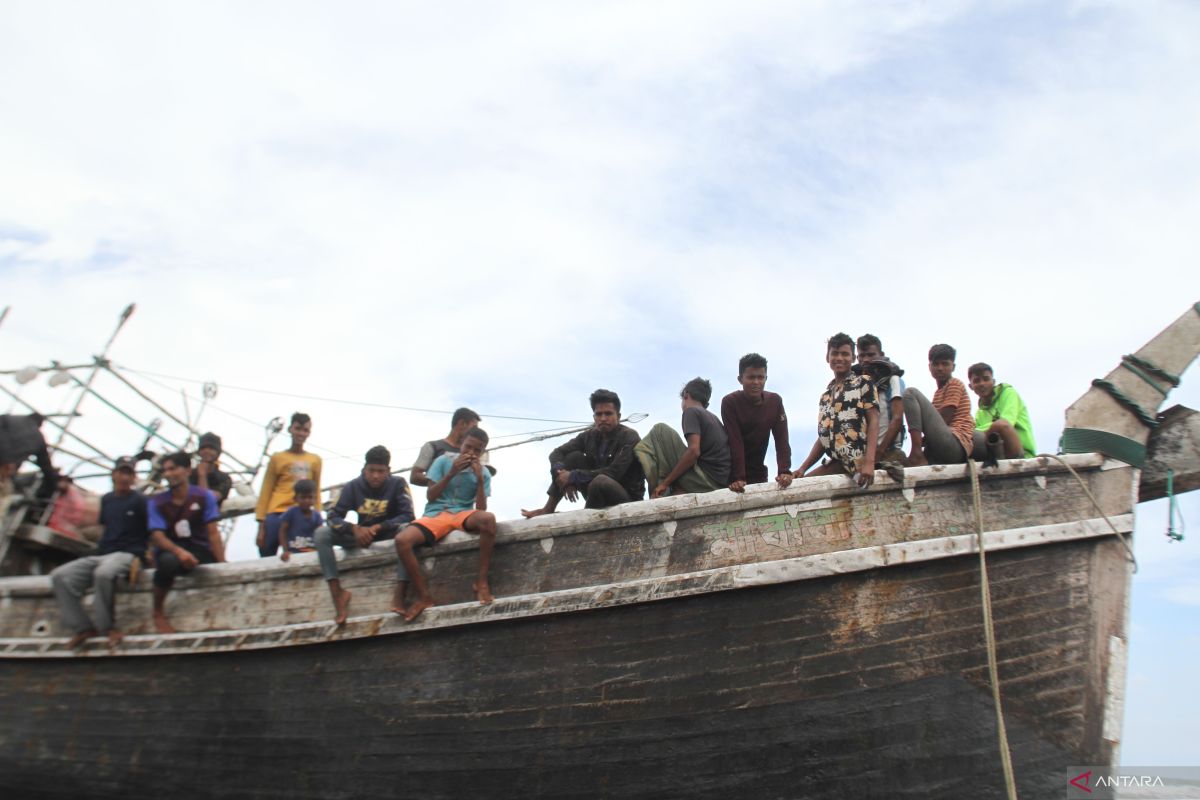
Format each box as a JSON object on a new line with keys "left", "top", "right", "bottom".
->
{"left": 1060, "top": 427, "right": 1146, "bottom": 468}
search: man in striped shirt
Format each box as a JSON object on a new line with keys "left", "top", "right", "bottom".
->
{"left": 902, "top": 343, "right": 975, "bottom": 467}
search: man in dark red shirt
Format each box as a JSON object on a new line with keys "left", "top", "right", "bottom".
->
{"left": 720, "top": 353, "right": 793, "bottom": 492}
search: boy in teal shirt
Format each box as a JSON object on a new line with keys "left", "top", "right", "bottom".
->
{"left": 968, "top": 363, "right": 1036, "bottom": 459}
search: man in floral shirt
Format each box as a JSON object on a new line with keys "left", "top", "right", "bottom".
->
{"left": 793, "top": 333, "right": 880, "bottom": 488}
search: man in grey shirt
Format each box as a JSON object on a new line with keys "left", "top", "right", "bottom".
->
{"left": 635, "top": 377, "right": 730, "bottom": 498}
{"left": 410, "top": 407, "right": 493, "bottom": 486}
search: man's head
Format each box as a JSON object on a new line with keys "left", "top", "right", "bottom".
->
{"left": 826, "top": 333, "right": 855, "bottom": 376}
{"left": 161, "top": 451, "right": 192, "bottom": 488}
{"left": 293, "top": 478, "right": 317, "bottom": 511}
{"left": 856, "top": 334, "right": 883, "bottom": 364}
{"left": 451, "top": 407, "right": 481, "bottom": 435}
{"left": 680, "top": 378, "right": 713, "bottom": 409}
{"left": 461, "top": 427, "right": 489, "bottom": 458}
{"left": 289, "top": 412, "right": 312, "bottom": 447}
{"left": 112, "top": 456, "right": 137, "bottom": 493}
{"left": 967, "top": 362, "right": 995, "bottom": 401}
{"left": 363, "top": 445, "right": 391, "bottom": 489}
{"left": 737, "top": 353, "right": 768, "bottom": 400}
{"left": 590, "top": 389, "right": 621, "bottom": 434}
{"left": 927, "top": 343, "right": 957, "bottom": 386}
{"left": 197, "top": 432, "right": 222, "bottom": 464}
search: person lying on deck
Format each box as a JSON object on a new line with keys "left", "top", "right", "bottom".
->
{"left": 393, "top": 427, "right": 497, "bottom": 622}
{"left": 521, "top": 389, "right": 645, "bottom": 517}
{"left": 793, "top": 333, "right": 880, "bottom": 488}
{"left": 968, "top": 362, "right": 1037, "bottom": 460}
{"left": 50, "top": 456, "right": 148, "bottom": 648}
{"left": 148, "top": 452, "right": 226, "bottom": 634}
{"left": 314, "top": 446, "right": 413, "bottom": 625}
{"left": 902, "top": 344, "right": 976, "bottom": 467}
{"left": 720, "top": 353, "right": 793, "bottom": 492}
{"left": 635, "top": 377, "right": 730, "bottom": 498}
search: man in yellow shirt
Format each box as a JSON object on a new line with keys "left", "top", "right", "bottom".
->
{"left": 255, "top": 412, "right": 322, "bottom": 558}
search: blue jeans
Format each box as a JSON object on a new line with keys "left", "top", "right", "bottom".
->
{"left": 258, "top": 512, "right": 284, "bottom": 557}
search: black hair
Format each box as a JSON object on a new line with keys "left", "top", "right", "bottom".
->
{"left": 827, "top": 333, "right": 855, "bottom": 355}
{"left": 452, "top": 407, "right": 481, "bottom": 427}
{"left": 590, "top": 389, "right": 621, "bottom": 413}
{"left": 928, "top": 344, "right": 956, "bottom": 363}
{"left": 293, "top": 479, "right": 317, "bottom": 496}
{"left": 967, "top": 362, "right": 993, "bottom": 379}
{"left": 738, "top": 353, "right": 768, "bottom": 376}
{"left": 290, "top": 412, "right": 312, "bottom": 427}
{"left": 364, "top": 445, "right": 391, "bottom": 466}
{"left": 464, "top": 427, "right": 489, "bottom": 446}
{"left": 162, "top": 451, "right": 192, "bottom": 470}
{"left": 856, "top": 333, "right": 882, "bottom": 353}
{"left": 681, "top": 377, "right": 713, "bottom": 408}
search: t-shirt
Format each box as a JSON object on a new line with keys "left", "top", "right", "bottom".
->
{"left": 681, "top": 406, "right": 731, "bottom": 487}
{"left": 255, "top": 450, "right": 322, "bottom": 519}
{"left": 817, "top": 375, "right": 878, "bottom": 471}
{"left": 280, "top": 505, "right": 324, "bottom": 551}
{"left": 189, "top": 464, "right": 232, "bottom": 505}
{"left": 875, "top": 375, "right": 906, "bottom": 450}
{"left": 149, "top": 485, "right": 221, "bottom": 553}
{"left": 975, "top": 383, "right": 1036, "bottom": 457}
{"left": 932, "top": 377, "right": 975, "bottom": 455}
{"left": 96, "top": 491, "right": 149, "bottom": 556}
{"left": 413, "top": 440, "right": 492, "bottom": 473}
{"left": 423, "top": 453, "right": 490, "bottom": 517}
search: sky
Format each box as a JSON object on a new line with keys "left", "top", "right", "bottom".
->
{"left": 2, "top": 0, "right": 1199, "bottom": 768}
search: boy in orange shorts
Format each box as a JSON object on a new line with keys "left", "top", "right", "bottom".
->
{"left": 393, "top": 427, "right": 496, "bottom": 621}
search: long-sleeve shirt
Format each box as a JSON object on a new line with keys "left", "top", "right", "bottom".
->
{"left": 255, "top": 450, "right": 322, "bottom": 520}
{"left": 326, "top": 474, "right": 414, "bottom": 542}
{"left": 548, "top": 425, "right": 645, "bottom": 500}
{"left": 720, "top": 390, "right": 792, "bottom": 484}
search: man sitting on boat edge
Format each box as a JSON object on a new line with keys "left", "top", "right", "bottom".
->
{"left": 393, "top": 427, "right": 496, "bottom": 622}
{"left": 148, "top": 452, "right": 226, "bottom": 634}
{"left": 635, "top": 377, "right": 730, "bottom": 499}
{"left": 314, "top": 446, "right": 414, "bottom": 625}
{"left": 902, "top": 344, "right": 975, "bottom": 467}
{"left": 968, "top": 362, "right": 1036, "bottom": 460}
{"left": 720, "top": 353, "right": 794, "bottom": 493}
{"left": 50, "top": 456, "right": 148, "bottom": 648}
{"left": 410, "top": 407, "right": 496, "bottom": 487}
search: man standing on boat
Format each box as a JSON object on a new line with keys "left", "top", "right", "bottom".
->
{"left": 394, "top": 427, "right": 496, "bottom": 621}
{"left": 635, "top": 378, "right": 730, "bottom": 498}
{"left": 793, "top": 334, "right": 880, "bottom": 487}
{"left": 189, "top": 431, "right": 232, "bottom": 506}
{"left": 148, "top": 452, "right": 226, "bottom": 633}
{"left": 721, "top": 354, "right": 793, "bottom": 492}
{"left": 410, "top": 407, "right": 495, "bottom": 486}
{"left": 521, "top": 389, "right": 645, "bottom": 516}
{"left": 50, "top": 456, "right": 148, "bottom": 648}
{"left": 314, "top": 446, "right": 414, "bottom": 624}
{"left": 255, "top": 412, "right": 322, "bottom": 558}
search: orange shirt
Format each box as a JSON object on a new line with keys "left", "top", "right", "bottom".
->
{"left": 932, "top": 377, "right": 975, "bottom": 455}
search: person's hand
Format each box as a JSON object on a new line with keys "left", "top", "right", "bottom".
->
{"left": 280, "top": 549, "right": 290, "bottom": 562}
{"left": 256, "top": 523, "right": 266, "bottom": 549}
{"left": 775, "top": 473, "right": 793, "bottom": 489}
{"left": 196, "top": 460, "right": 210, "bottom": 477}
{"left": 729, "top": 480, "right": 746, "bottom": 493}
{"left": 353, "top": 525, "right": 374, "bottom": 548}
{"left": 471, "top": 459, "right": 484, "bottom": 479}
{"left": 652, "top": 483, "right": 669, "bottom": 499}
{"left": 521, "top": 508, "right": 551, "bottom": 519}
{"left": 176, "top": 549, "right": 199, "bottom": 570}
{"left": 856, "top": 462, "right": 875, "bottom": 489}
{"left": 563, "top": 484, "right": 579, "bottom": 502}
{"left": 554, "top": 470, "right": 572, "bottom": 490}
{"left": 451, "top": 452, "right": 473, "bottom": 474}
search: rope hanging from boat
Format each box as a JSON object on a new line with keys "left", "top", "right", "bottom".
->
{"left": 1038, "top": 454, "right": 1138, "bottom": 570}
{"left": 1167, "top": 469, "right": 1185, "bottom": 543}
{"left": 966, "top": 460, "right": 1019, "bottom": 800}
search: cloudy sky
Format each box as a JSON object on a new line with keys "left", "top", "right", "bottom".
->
{"left": 3, "top": 0, "right": 1198, "bottom": 766}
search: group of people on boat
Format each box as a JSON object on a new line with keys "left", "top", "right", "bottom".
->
{"left": 31, "top": 332, "right": 1035, "bottom": 646}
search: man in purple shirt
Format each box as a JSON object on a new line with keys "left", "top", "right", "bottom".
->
{"left": 148, "top": 452, "right": 225, "bottom": 633}
{"left": 720, "top": 353, "right": 793, "bottom": 492}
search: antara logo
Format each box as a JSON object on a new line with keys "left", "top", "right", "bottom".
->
{"left": 1070, "top": 770, "right": 1167, "bottom": 791}
{"left": 1070, "top": 770, "right": 1092, "bottom": 792}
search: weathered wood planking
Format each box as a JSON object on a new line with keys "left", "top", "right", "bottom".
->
{"left": 0, "top": 455, "right": 1127, "bottom": 642}
{"left": 0, "top": 536, "right": 1130, "bottom": 799}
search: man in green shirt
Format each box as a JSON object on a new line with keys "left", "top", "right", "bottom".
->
{"left": 967, "top": 363, "right": 1036, "bottom": 459}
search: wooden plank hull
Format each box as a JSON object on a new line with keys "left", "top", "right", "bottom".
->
{"left": 0, "top": 457, "right": 1134, "bottom": 798}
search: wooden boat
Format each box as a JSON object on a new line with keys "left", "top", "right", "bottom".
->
{"left": 1, "top": 305, "right": 1197, "bottom": 799}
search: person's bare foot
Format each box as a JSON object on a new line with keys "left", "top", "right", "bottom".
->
{"left": 153, "top": 613, "right": 176, "bottom": 634}
{"left": 333, "top": 589, "right": 353, "bottom": 626}
{"left": 473, "top": 582, "right": 494, "bottom": 604}
{"left": 390, "top": 585, "right": 407, "bottom": 616}
{"left": 107, "top": 629, "right": 125, "bottom": 647}
{"left": 520, "top": 508, "right": 550, "bottom": 519}
{"left": 403, "top": 596, "right": 435, "bottom": 622}
{"left": 66, "top": 629, "right": 98, "bottom": 649}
